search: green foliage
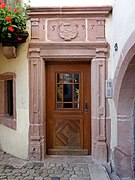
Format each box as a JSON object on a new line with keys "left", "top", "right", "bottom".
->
{"left": 0, "top": 0, "right": 30, "bottom": 39}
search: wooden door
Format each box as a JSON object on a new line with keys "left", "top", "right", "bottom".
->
{"left": 46, "top": 63, "right": 91, "bottom": 155}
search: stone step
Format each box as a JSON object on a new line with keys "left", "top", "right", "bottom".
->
{"left": 89, "top": 164, "right": 111, "bottom": 180}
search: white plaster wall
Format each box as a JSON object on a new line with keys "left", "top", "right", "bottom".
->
{"left": 106, "top": 0, "right": 135, "bottom": 78}
{"left": 26, "top": 0, "right": 111, "bottom": 7}
{"left": 111, "top": 0, "right": 135, "bottom": 76}
{"left": 107, "top": 0, "right": 135, "bottom": 152}
{"left": 0, "top": 37, "right": 30, "bottom": 159}
{"left": 105, "top": 13, "right": 117, "bottom": 151}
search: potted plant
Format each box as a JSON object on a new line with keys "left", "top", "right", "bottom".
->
{"left": 0, "top": 0, "right": 30, "bottom": 58}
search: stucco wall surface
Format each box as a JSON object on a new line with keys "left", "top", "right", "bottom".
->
{"left": 0, "top": 42, "right": 29, "bottom": 159}
{"left": 27, "top": 0, "right": 111, "bottom": 7}
{"left": 106, "top": 0, "right": 135, "bottom": 153}
{"left": 111, "top": 0, "right": 135, "bottom": 76}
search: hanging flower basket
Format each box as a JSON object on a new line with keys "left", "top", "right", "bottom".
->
{"left": 1, "top": 31, "right": 29, "bottom": 47}
{"left": 1, "top": 31, "right": 29, "bottom": 59}
{"left": 0, "top": 0, "right": 30, "bottom": 58}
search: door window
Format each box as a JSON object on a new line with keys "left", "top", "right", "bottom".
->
{"left": 56, "top": 73, "right": 80, "bottom": 109}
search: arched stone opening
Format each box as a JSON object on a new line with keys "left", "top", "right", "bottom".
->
{"left": 113, "top": 31, "right": 135, "bottom": 178}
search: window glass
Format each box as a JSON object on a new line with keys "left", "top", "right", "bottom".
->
{"left": 56, "top": 73, "right": 80, "bottom": 109}
{"left": 7, "top": 80, "right": 13, "bottom": 116}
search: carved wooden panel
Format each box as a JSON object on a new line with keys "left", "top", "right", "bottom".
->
{"left": 54, "top": 118, "right": 81, "bottom": 148}
{"left": 47, "top": 19, "right": 86, "bottom": 42}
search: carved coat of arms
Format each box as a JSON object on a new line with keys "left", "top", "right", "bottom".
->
{"left": 58, "top": 22, "right": 78, "bottom": 41}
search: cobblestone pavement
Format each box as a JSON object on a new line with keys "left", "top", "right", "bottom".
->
{"left": 0, "top": 150, "right": 93, "bottom": 180}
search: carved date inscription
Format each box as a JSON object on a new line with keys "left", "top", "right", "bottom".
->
{"left": 87, "top": 19, "right": 97, "bottom": 41}
{"left": 47, "top": 19, "right": 86, "bottom": 42}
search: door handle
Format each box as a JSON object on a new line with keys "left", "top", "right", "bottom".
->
{"left": 85, "top": 100, "right": 88, "bottom": 112}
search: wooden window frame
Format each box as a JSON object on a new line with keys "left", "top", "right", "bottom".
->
{"left": 0, "top": 72, "right": 16, "bottom": 130}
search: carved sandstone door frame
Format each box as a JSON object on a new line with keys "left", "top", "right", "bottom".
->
{"left": 28, "top": 6, "right": 111, "bottom": 162}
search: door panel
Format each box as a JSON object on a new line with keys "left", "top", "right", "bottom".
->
{"left": 54, "top": 117, "right": 83, "bottom": 148}
{"left": 46, "top": 63, "right": 91, "bottom": 155}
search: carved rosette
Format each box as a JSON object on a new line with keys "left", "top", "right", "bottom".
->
{"left": 58, "top": 22, "right": 78, "bottom": 41}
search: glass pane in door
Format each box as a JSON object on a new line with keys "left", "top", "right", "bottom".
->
{"left": 56, "top": 73, "right": 80, "bottom": 109}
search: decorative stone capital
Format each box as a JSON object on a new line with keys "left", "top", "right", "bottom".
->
{"left": 96, "top": 48, "right": 108, "bottom": 58}
{"left": 29, "top": 48, "right": 40, "bottom": 58}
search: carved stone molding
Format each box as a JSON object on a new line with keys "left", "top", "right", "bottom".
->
{"left": 91, "top": 48, "right": 107, "bottom": 162}
{"left": 29, "top": 6, "right": 112, "bottom": 18}
{"left": 32, "top": 18, "right": 107, "bottom": 43}
{"left": 28, "top": 6, "right": 111, "bottom": 162}
{"left": 97, "top": 18, "right": 105, "bottom": 41}
{"left": 47, "top": 19, "right": 85, "bottom": 42}
{"left": 29, "top": 48, "right": 45, "bottom": 160}
{"left": 28, "top": 44, "right": 108, "bottom": 162}
{"left": 29, "top": 7, "right": 111, "bottom": 43}
{"left": 30, "top": 18, "right": 40, "bottom": 41}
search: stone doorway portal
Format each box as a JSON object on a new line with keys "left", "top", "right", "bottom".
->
{"left": 28, "top": 6, "right": 111, "bottom": 161}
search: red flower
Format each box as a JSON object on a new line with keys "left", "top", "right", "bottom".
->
{"left": 14, "top": 9, "right": 18, "bottom": 13}
{"left": 8, "top": 6, "right": 12, "bottom": 10}
{"left": 0, "top": 0, "right": 2, "bottom": 3}
{"left": 8, "top": 26, "right": 14, "bottom": 32}
{"left": 18, "top": 37, "right": 22, "bottom": 41}
{"left": 0, "top": 3, "right": 6, "bottom": 8}
{"left": 6, "top": 15, "right": 11, "bottom": 22}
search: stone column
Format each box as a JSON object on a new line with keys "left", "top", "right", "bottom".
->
{"left": 28, "top": 48, "right": 45, "bottom": 160}
{"left": 91, "top": 48, "right": 108, "bottom": 162}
